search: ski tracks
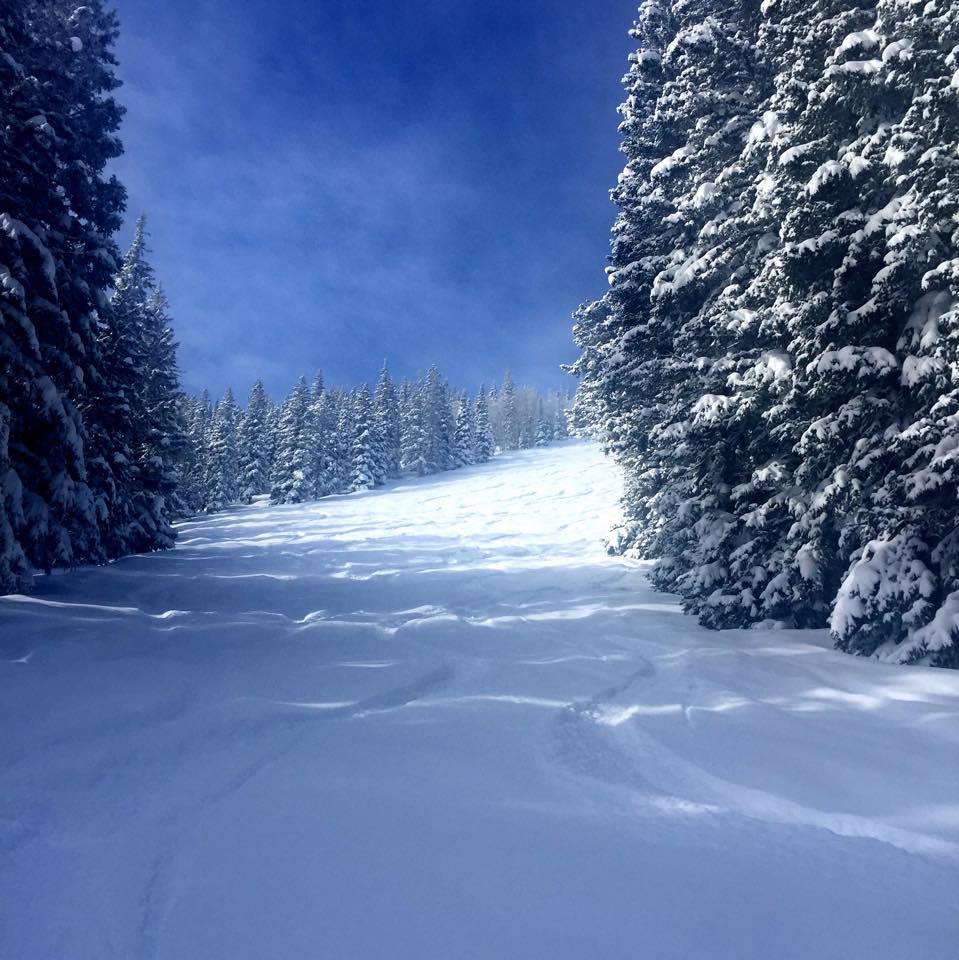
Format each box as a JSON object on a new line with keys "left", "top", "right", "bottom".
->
{"left": 551, "top": 650, "right": 959, "bottom": 861}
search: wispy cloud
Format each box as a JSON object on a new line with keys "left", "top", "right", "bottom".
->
{"left": 110, "top": 0, "right": 633, "bottom": 398}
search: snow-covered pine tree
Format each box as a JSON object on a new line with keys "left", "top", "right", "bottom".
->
{"left": 472, "top": 388, "right": 495, "bottom": 463}
{"left": 271, "top": 377, "right": 315, "bottom": 504}
{"left": 314, "top": 378, "right": 349, "bottom": 497}
{"left": 500, "top": 371, "right": 518, "bottom": 451}
{"left": 829, "top": 0, "right": 959, "bottom": 665}
{"left": 416, "top": 367, "right": 452, "bottom": 474}
{"left": 203, "top": 389, "right": 240, "bottom": 512}
{"left": 349, "top": 386, "right": 378, "bottom": 492}
{"left": 262, "top": 392, "right": 281, "bottom": 484}
{"left": 535, "top": 400, "right": 552, "bottom": 447}
{"left": 0, "top": 0, "right": 126, "bottom": 588}
{"left": 89, "top": 216, "right": 144, "bottom": 557}
{"left": 634, "top": 0, "right": 770, "bottom": 618}
{"left": 517, "top": 392, "right": 536, "bottom": 449}
{"left": 237, "top": 380, "right": 272, "bottom": 503}
{"left": 570, "top": 1, "right": 686, "bottom": 555}
{"left": 373, "top": 361, "right": 401, "bottom": 482}
{"left": 452, "top": 394, "right": 474, "bottom": 468}
{"left": 669, "top": 0, "right": 954, "bottom": 634}
{"left": 103, "top": 219, "right": 184, "bottom": 552}
{"left": 133, "top": 283, "right": 185, "bottom": 546}
{"left": 332, "top": 390, "right": 356, "bottom": 492}
{"left": 177, "top": 392, "right": 212, "bottom": 515}
{"left": 399, "top": 379, "right": 429, "bottom": 476}
{"left": 305, "top": 371, "right": 327, "bottom": 497}
{"left": 548, "top": 390, "right": 571, "bottom": 439}
{"left": 577, "top": 0, "right": 959, "bottom": 665}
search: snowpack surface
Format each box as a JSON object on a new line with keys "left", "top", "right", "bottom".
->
{"left": 1, "top": 441, "right": 957, "bottom": 958}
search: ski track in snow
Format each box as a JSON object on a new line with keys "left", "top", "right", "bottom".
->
{"left": 1, "top": 441, "right": 958, "bottom": 959}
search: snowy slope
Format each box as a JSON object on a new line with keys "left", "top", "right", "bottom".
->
{"left": 1, "top": 441, "right": 958, "bottom": 959}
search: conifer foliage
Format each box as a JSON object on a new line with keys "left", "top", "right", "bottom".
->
{"left": 574, "top": 0, "right": 959, "bottom": 665}
{"left": 236, "top": 380, "right": 272, "bottom": 504}
{"left": 183, "top": 370, "right": 572, "bottom": 509}
{"left": 0, "top": 3, "right": 183, "bottom": 593}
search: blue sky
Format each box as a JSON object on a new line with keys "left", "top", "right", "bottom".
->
{"left": 111, "top": 0, "right": 636, "bottom": 400}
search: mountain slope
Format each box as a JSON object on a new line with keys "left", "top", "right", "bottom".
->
{"left": 1, "top": 442, "right": 957, "bottom": 959}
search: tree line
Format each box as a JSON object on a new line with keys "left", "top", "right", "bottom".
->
{"left": 178, "top": 368, "right": 571, "bottom": 515}
{"left": 1, "top": 2, "right": 181, "bottom": 595}
{"left": 572, "top": 0, "right": 959, "bottom": 665}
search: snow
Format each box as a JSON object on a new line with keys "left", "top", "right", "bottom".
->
{"left": 777, "top": 140, "right": 816, "bottom": 166}
{"left": 806, "top": 159, "right": 842, "bottom": 195}
{"left": 863, "top": 192, "right": 910, "bottom": 236}
{"left": 2, "top": 442, "right": 959, "bottom": 959}
{"left": 824, "top": 59, "right": 883, "bottom": 78}
{"left": 836, "top": 30, "right": 880, "bottom": 56}
{"left": 902, "top": 354, "right": 945, "bottom": 387}
{"left": 907, "top": 591, "right": 959, "bottom": 658}
{"left": 692, "top": 392, "right": 735, "bottom": 424}
{"left": 845, "top": 153, "right": 871, "bottom": 177}
{"left": 691, "top": 180, "right": 717, "bottom": 207}
{"left": 747, "top": 109, "right": 779, "bottom": 148}
{"left": 664, "top": 19, "right": 717, "bottom": 60}
{"left": 815, "top": 346, "right": 899, "bottom": 380}
{"left": 0, "top": 213, "right": 57, "bottom": 289}
{"left": 0, "top": 262, "right": 26, "bottom": 302}
{"left": 650, "top": 145, "right": 692, "bottom": 179}
{"left": 881, "top": 39, "right": 913, "bottom": 63}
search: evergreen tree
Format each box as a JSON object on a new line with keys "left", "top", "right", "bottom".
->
{"left": 452, "top": 395, "right": 474, "bottom": 468}
{"left": 134, "top": 283, "right": 185, "bottom": 545}
{"left": 315, "top": 380, "right": 350, "bottom": 497}
{"left": 373, "top": 361, "right": 401, "bottom": 482}
{"left": 332, "top": 391, "right": 355, "bottom": 492}
{"left": 349, "top": 386, "right": 377, "bottom": 492}
{"left": 104, "top": 219, "right": 185, "bottom": 551}
{"left": 535, "top": 400, "right": 552, "bottom": 448}
{"left": 518, "top": 401, "right": 536, "bottom": 450}
{"left": 236, "top": 380, "right": 272, "bottom": 503}
{"left": 270, "top": 378, "right": 314, "bottom": 504}
{"left": 263, "top": 393, "right": 281, "bottom": 483}
{"left": 570, "top": 0, "right": 679, "bottom": 542}
{"left": 0, "top": 0, "right": 127, "bottom": 588}
{"left": 203, "top": 389, "right": 240, "bottom": 512}
{"left": 828, "top": 0, "right": 959, "bottom": 665}
{"left": 175, "top": 395, "right": 206, "bottom": 515}
{"left": 305, "top": 371, "right": 327, "bottom": 497}
{"left": 501, "top": 371, "right": 518, "bottom": 451}
{"left": 93, "top": 215, "right": 148, "bottom": 555}
{"left": 178, "top": 392, "right": 212, "bottom": 515}
{"left": 400, "top": 379, "right": 429, "bottom": 476}
{"left": 472, "top": 388, "right": 495, "bottom": 463}
{"left": 423, "top": 366, "right": 453, "bottom": 473}
{"left": 574, "top": 0, "right": 959, "bottom": 664}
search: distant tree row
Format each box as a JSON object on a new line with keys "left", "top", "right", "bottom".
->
{"left": 178, "top": 371, "right": 572, "bottom": 514}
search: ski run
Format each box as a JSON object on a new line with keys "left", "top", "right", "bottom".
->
{"left": 1, "top": 441, "right": 957, "bottom": 959}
